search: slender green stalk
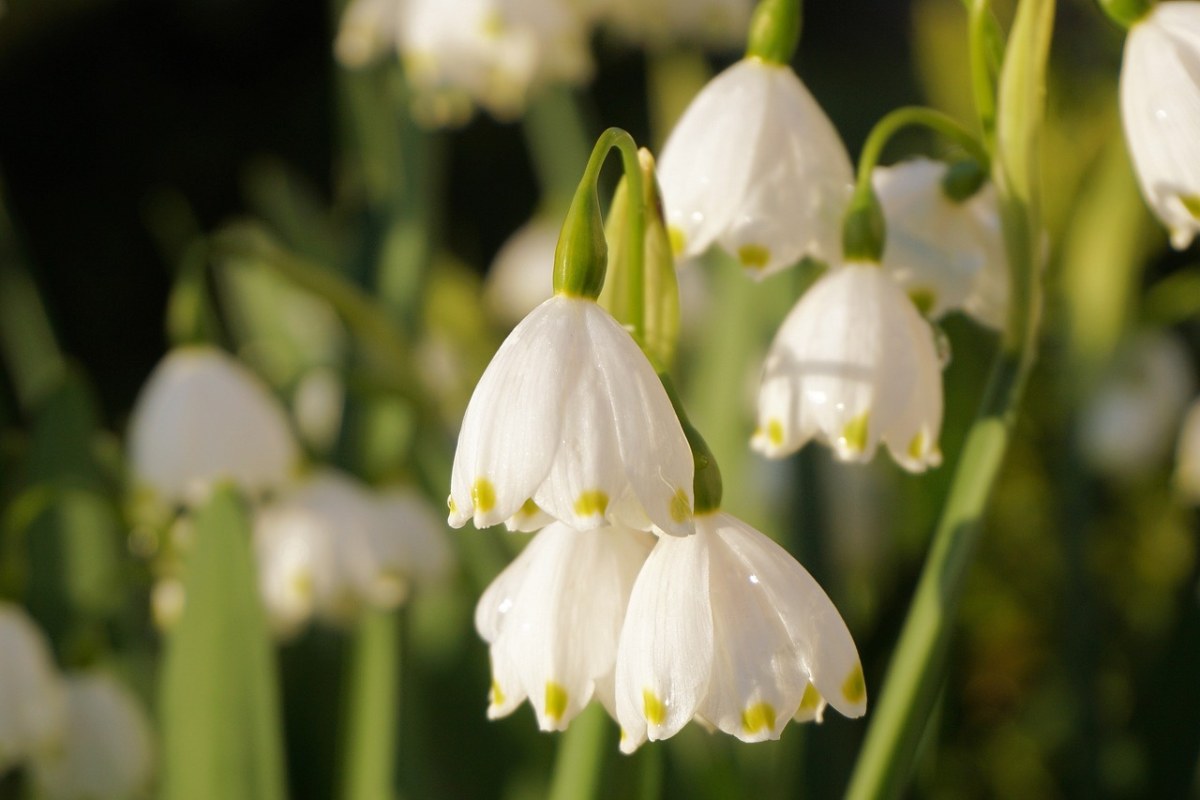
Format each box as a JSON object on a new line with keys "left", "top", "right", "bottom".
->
{"left": 547, "top": 703, "right": 610, "bottom": 800}
{"left": 340, "top": 609, "right": 400, "bottom": 800}
{"left": 844, "top": 0, "right": 1053, "bottom": 796}
{"left": 853, "top": 106, "right": 991, "bottom": 200}
{"left": 967, "top": 0, "right": 1004, "bottom": 153}
{"left": 746, "top": 0, "right": 802, "bottom": 65}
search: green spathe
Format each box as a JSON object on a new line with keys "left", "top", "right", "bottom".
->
{"left": 160, "top": 486, "right": 287, "bottom": 800}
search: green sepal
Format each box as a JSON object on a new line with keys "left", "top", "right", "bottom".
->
{"left": 1096, "top": 0, "right": 1154, "bottom": 29}
{"left": 941, "top": 159, "right": 988, "bottom": 203}
{"left": 553, "top": 176, "right": 609, "bottom": 300}
{"left": 746, "top": 0, "right": 802, "bottom": 65}
{"left": 656, "top": 369, "right": 723, "bottom": 515}
{"left": 842, "top": 187, "right": 887, "bottom": 264}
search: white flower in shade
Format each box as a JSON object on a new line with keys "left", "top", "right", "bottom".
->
{"left": 0, "top": 605, "right": 64, "bottom": 775}
{"left": 476, "top": 522, "right": 654, "bottom": 731}
{"left": 1176, "top": 397, "right": 1200, "bottom": 502}
{"left": 335, "top": 0, "right": 404, "bottom": 68}
{"left": 254, "top": 470, "right": 450, "bottom": 635}
{"left": 1080, "top": 332, "right": 1195, "bottom": 480}
{"left": 397, "top": 0, "right": 592, "bottom": 125}
{"left": 127, "top": 347, "right": 299, "bottom": 508}
{"left": 31, "top": 673, "right": 154, "bottom": 800}
{"left": 484, "top": 216, "right": 558, "bottom": 327}
{"left": 615, "top": 512, "right": 865, "bottom": 753}
{"left": 657, "top": 57, "right": 852, "bottom": 279}
{"left": 874, "top": 158, "right": 1008, "bottom": 329}
{"left": 592, "top": 0, "right": 752, "bottom": 49}
{"left": 753, "top": 263, "right": 944, "bottom": 471}
{"left": 448, "top": 294, "right": 695, "bottom": 536}
{"left": 1121, "top": 1, "right": 1200, "bottom": 249}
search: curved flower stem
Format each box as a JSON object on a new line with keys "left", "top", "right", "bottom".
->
{"left": 853, "top": 106, "right": 991, "bottom": 201}
{"left": 844, "top": 0, "right": 1054, "bottom": 796}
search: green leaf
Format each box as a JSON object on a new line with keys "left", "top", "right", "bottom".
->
{"left": 159, "top": 486, "right": 287, "bottom": 800}
{"left": 339, "top": 609, "right": 399, "bottom": 800}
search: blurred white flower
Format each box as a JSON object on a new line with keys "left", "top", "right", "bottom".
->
{"left": 484, "top": 216, "right": 558, "bottom": 327}
{"left": 127, "top": 347, "right": 299, "bottom": 508}
{"left": 615, "top": 512, "right": 865, "bottom": 753}
{"left": 592, "top": 0, "right": 752, "bottom": 49}
{"left": 1080, "top": 332, "right": 1196, "bottom": 480}
{"left": 448, "top": 294, "right": 695, "bottom": 536}
{"left": 874, "top": 158, "right": 1008, "bottom": 329}
{"left": 337, "top": 0, "right": 592, "bottom": 125}
{"left": 657, "top": 57, "right": 852, "bottom": 279}
{"left": 0, "top": 604, "right": 64, "bottom": 775}
{"left": 255, "top": 470, "right": 450, "bottom": 635}
{"left": 1176, "top": 396, "right": 1200, "bottom": 502}
{"left": 31, "top": 673, "right": 154, "bottom": 800}
{"left": 150, "top": 578, "right": 187, "bottom": 631}
{"left": 291, "top": 366, "right": 345, "bottom": 453}
{"left": 1121, "top": 1, "right": 1200, "bottom": 249}
{"left": 753, "top": 263, "right": 944, "bottom": 472}
{"left": 476, "top": 522, "right": 654, "bottom": 731}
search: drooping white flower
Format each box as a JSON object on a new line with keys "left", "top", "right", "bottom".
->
{"left": 448, "top": 294, "right": 695, "bottom": 536}
{"left": 0, "top": 604, "right": 65, "bottom": 775}
{"left": 1121, "top": 1, "right": 1200, "bottom": 249}
{"left": 30, "top": 672, "right": 154, "bottom": 800}
{"left": 476, "top": 522, "right": 654, "bottom": 731}
{"left": 615, "top": 512, "right": 865, "bottom": 753}
{"left": 591, "top": 0, "right": 752, "bottom": 49}
{"left": 127, "top": 347, "right": 300, "bottom": 508}
{"left": 254, "top": 470, "right": 450, "bottom": 635}
{"left": 657, "top": 57, "right": 853, "bottom": 279}
{"left": 874, "top": 158, "right": 1008, "bottom": 329}
{"left": 1080, "top": 332, "right": 1196, "bottom": 480}
{"left": 753, "top": 263, "right": 944, "bottom": 471}
{"left": 1175, "top": 397, "right": 1200, "bottom": 502}
{"left": 337, "top": 0, "right": 593, "bottom": 125}
{"left": 484, "top": 215, "right": 559, "bottom": 327}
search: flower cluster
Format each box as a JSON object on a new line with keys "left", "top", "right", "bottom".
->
{"left": 0, "top": 604, "right": 154, "bottom": 800}
{"left": 127, "top": 346, "right": 451, "bottom": 638}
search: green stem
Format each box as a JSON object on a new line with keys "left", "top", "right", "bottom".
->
{"left": 746, "top": 0, "right": 802, "bottom": 65}
{"left": 844, "top": 0, "right": 1053, "bottom": 795}
{"left": 547, "top": 703, "right": 610, "bottom": 800}
{"left": 967, "top": 0, "right": 1004, "bottom": 153}
{"left": 340, "top": 609, "right": 400, "bottom": 800}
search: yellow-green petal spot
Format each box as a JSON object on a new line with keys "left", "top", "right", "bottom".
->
{"left": 545, "top": 682, "right": 569, "bottom": 722}
{"left": 841, "top": 412, "right": 870, "bottom": 454}
{"left": 908, "top": 431, "right": 928, "bottom": 461}
{"left": 490, "top": 678, "right": 506, "bottom": 707}
{"left": 799, "top": 683, "right": 822, "bottom": 713}
{"left": 668, "top": 225, "right": 686, "bottom": 256}
{"left": 908, "top": 287, "right": 937, "bottom": 317}
{"left": 669, "top": 487, "right": 692, "bottom": 523}
{"left": 642, "top": 689, "right": 666, "bottom": 726}
{"left": 574, "top": 490, "right": 609, "bottom": 518}
{"left": 447, "top": 495, "right": 457, "bottom": 514}
{"left": 472, "top": 478, "right": 496, "bottom": 513}
{"left": 1180, "top": 194, "right": 1200, "bottom": 219}
{"left": 737, "top": 244, "right": 771, "bottom": 270}
{"left": 518, "top": 498, "right": 539, "bottom": 518}
{"left": 741, "top": 702, "right": 777, "bottom": 734}
{"left": 842, "top": 665, "right": 866, "bottom": 706}
{"left": 767, "top": 418, "right": 785, "bottom": 447}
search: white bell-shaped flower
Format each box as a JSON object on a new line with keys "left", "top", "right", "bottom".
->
{"left": 448, "top": 294, "right": 695, "bottom": 537}
{"left": 657, "top": 57, "right": 852, "bottom": 279}
{"left": 484, "top": 216, "right": 559, "bottom": 328}
{"left": 1121, "top": 1, "right": 1200, "bottom": 249}
{"left": 30, "top": 672, "right": 154, "bottom": 800}
{"left": 255, "top": 470, "right": 450, "bottom": 635}
{"left": 753, "top": 263, "right": 944, "bottom": 471}
{"left": 0, "top": 604, "right": 65, "bottom": 775}
{"left": 127, "top": 347, "right": 299, "bottom": 508}
{"left": 874, "top": 158, "right": 1008, "bottom": 329}
{"left": 1175, "top": 397, "right": 1200, "bottom": 502}
{"left": 398, "top": 0, "right": 592, "bottom": 125}
{"left": 1080, "top": 332, "right": 1196, "bottom": 480}
{"left": 615, "top": 512, "right": 865, "bottom": 753}
{"left": 476, "top": 522, "right": 654, "bottom": 731}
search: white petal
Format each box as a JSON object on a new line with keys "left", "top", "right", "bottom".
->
{"left": 1176, "top": 397, "right": 1200, "bottom": 503}
{"left": 714, "top": 514, "right": 866, "bottom": 719}
{"left": 449, "top": 296, "right": 580, "bottom": 528}
{"left": 1122, "top": 4, "right": 1200, "bottom": 249}
{"left": 0, "top": 605, "right": 65, "bottom": 772}
{"left": 615, "top": 530, "right": 713, "bottom": 751}
{"left": 127, "top": 347, "right": 299, "bottom": 508}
